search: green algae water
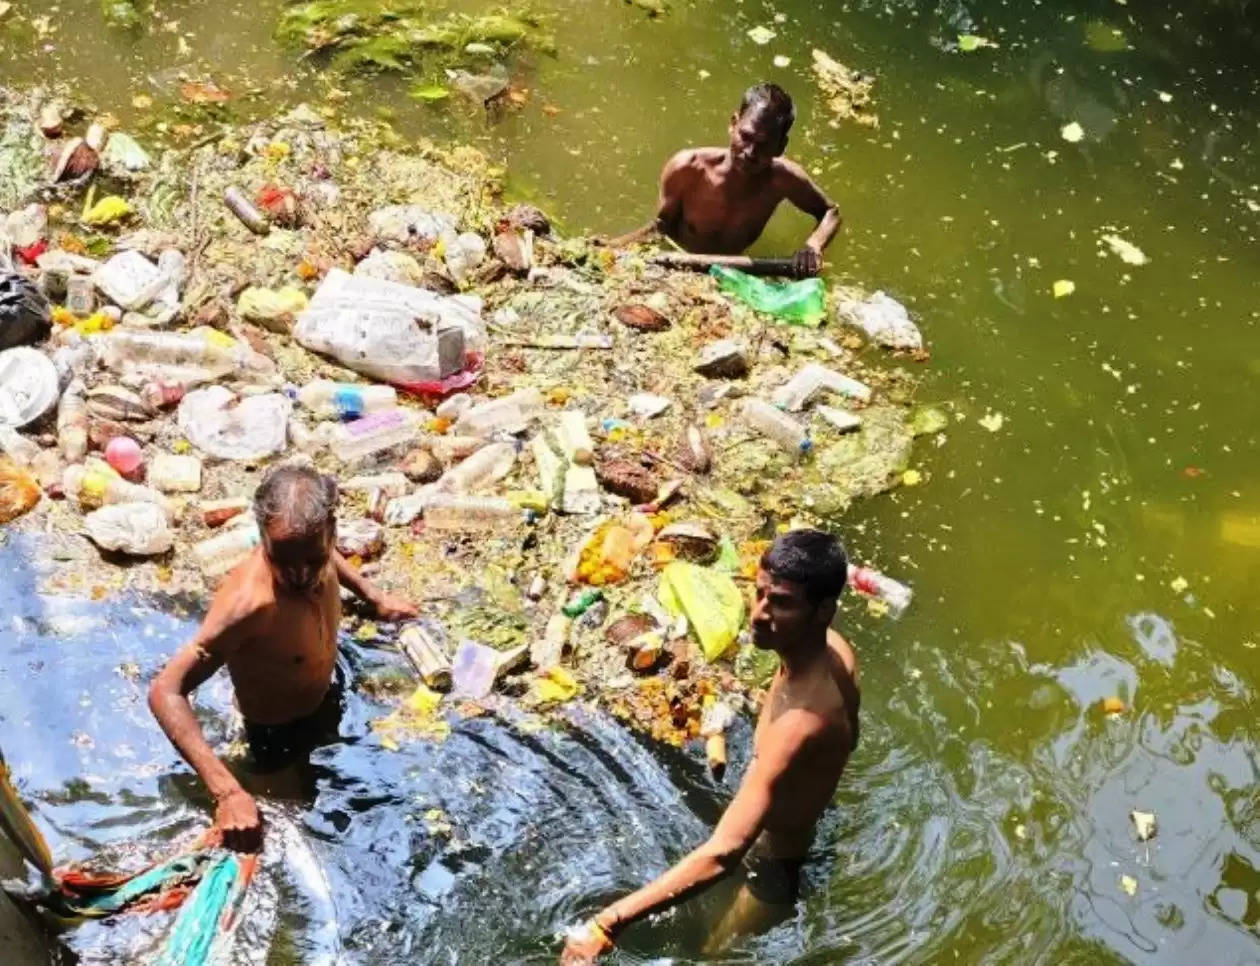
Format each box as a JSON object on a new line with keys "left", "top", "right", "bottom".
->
{"left": 2, "top": 0, "right": 1260, "bottom": 961}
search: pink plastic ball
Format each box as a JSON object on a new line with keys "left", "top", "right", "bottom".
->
{"left": 105, "top": 436, "right": 144, "bottom": 477}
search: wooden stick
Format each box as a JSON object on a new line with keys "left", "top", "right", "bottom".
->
{"left": 651, "top": 252, "right": 807, "bottom": 278}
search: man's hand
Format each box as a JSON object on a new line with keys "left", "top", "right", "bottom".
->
{"left": 791, "top": 246, "right": 822, "bottom": 278}
{"left": 373, "top": 593, "right": 419, "bottom": 622}
{"left": 559, "top": 921, "right": 614, "bottom": 965}
{"left": 214, "top": 788, "right": 262, "bottom": 852}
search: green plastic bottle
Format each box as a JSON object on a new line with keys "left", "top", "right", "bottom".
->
{"left": 710, "top": 265, "right": 827, "bottom": 326}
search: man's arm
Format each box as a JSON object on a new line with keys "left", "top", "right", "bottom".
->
{"left": 561, "top": 713, "right": 820, "bottom": 962}
{"left": 332, "top": 551, "right": 418, "bottom": 621}
{"left": 606, "top": 151, "right": 690, "bottom": 248}
{"left": 147, "top": 588, "right": 260, "bottom": 851}
{"left": 778, "top": 160, "right": 842, "bottom": 277}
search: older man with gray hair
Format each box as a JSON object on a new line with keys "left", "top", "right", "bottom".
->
{"left": 149, "top": 463, "right": 418, "bottom": 852}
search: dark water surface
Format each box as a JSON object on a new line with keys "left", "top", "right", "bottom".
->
{"left": 2, "top": 0, "right": 1260, "bottom": 962}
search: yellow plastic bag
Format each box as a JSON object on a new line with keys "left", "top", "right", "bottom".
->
{"left": 0, "top": 457, "right": 40, "bottom": 524}
{"left": 82, "top": 196, "right": 134, "bottom": 226}
{"left": 657, "top": 561, "right": 745, "bottom": 662}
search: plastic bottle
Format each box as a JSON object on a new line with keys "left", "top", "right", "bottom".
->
{"left": 557, "top": 410, "right": 594, "bottom": 465}
{"left": 0, "top": 426, "right": 41, "bottom": 467}
{"left": 139, "top": 380, "right": 188, "bottom": 411}
{"left": 330, "top": 409, "right": 421, "bottom": 462}
{"left": 430, "top": 435, "right": 486, "bottom": 465}
{"left": 530, "top": 613, "right": 571, "bottom": 670}
{"left": 421, "top": 494, "right": 519, "bottom": 531}
{"left": 297, "top": 380, "right": 398, "bottom": 420}
{"left": 741, "top": 399, "right": 812, "bottom": 456}
{"left": 771, "top": 363, "right": 872, "bottom": 411}
{"left": 224, "top": 187, "right": 270, "bottom": 236}
{"left": 399, "top": 623, "right": 453, "bottom": 691}
{"left": 454, "top": 388, "right": 544, "bottom": 437}
{"left": 101, "top": 328, "right": 270, "bottom": 376}
{"left": 63, "top": 462, "right": 171, "bottom": 517}
{"left": 193, "top": 521, "right": 262, "bottom": 578}
{"left": 436, "top": 442, "right": 516, "bottom": 494}
{"left": 847, "top": 564, "right": 913, "bottom": 618}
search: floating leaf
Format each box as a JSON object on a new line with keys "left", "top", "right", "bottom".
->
{"left": 747, "top": 25, "right": 776, "bottom": 45}
{"left": 1052, "top": 279, "right": 1076, "bottom": 298}
{"left": 410, "top": 84, "right": 451, "bottom": 102}
{"left": 958, "top": 34, "right": 996, "bottom": 52}
{"left": 179, "top": 81, "right": 232, "bottom": 105}
{"left": 1084, "top": 20, "right": 1128, "bottom": 52}
{"left": 1102, "top": 696, "right": 1126, "bottom": 715}
{"left": 773, "top": 55, "right": 791, "bottom": 68}
{"left": 1130, "top": 810, "right": 1157, "bottom": 842}
{"left": 1100, "top": 233, "right": 1149, "bottom": 266}
{"left": 82, "top": 195, "right": 134, "bottom": 226}
{"left": 1169, "top": 575, "right": 1188, "bottom": 594}
{"left": 1157, "top": 91, "right": 1173, "bottom": 103}
{"left": 902, "top": 468, "right": 922, "bottom": 487}
{"left": 532, "top": 666, "right": 580, "bottom": 704}
{"left": 1061, "top": 121, "right": 1085, "bottom": 143}
{"left": 979, "top": 412, "right": 1004, "bottom": 433}
{"left": 1119, "top": 874, "right": 1138, "bottom": 896}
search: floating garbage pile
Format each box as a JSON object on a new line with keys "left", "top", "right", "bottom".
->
{"left": 0, "top": 84, "right": 933, "bottom": 754}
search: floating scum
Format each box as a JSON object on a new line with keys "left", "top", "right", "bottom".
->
{"left": 0, "top": 81, "right": 931, "bottom": 952}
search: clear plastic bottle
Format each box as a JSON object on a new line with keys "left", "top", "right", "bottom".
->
{"left": 101, "top": 328, "right": 270, "bottom": 376}
{"left": 557, "top": 410, "right": 594, "bottom": 465}
{"left": 139, "top": 380, "right": 188, "bottom": 411}
{"left": 57, "top": 379, "right": 89, "bottom": 463}
{"left": 330, "top": 409, "right": 421, "bottom": 462}
{"left": 430, "top": 434, "right": 486, "bottom": 465}
{"left": 772, "top": 363, "right": 871, "bottom": 411}
{"left": 422, "top": 494, "right": 519, "bottom": 531}
{"left": 148, "top": 454, "right": 203, "bottom": 493}
{"left": 193, "top": 521, "right": 261, "bottom": 578}
{"left": 847, "top": 564, "right": 913, "bottom": 618}
{"left": 454, "top": 387, "right": 544, "bottom": 437}
{"left": 0, "top": 425, "right": 41, "bottom": 467}
{"left": 741, "top": 399, "right": 812, "bottom": 456}
{"left": 297, "top": 380, "right": 398, "bottom": 420}
{"left": 63, "top": 462, "right": 172, "bottom": 518}
{"left": 436, "top": 442, "right": 516, "bottom": 494}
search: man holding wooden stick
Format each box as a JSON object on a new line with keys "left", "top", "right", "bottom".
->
{"left": 609, "top": 83, "right": 842, "bottom": 278}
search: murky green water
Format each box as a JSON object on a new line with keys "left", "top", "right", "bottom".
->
{"left": 2, "top": 0, "right": 1260, "bottom": 962}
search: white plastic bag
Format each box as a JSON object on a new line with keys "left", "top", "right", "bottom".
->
{"left": 178, "top": 386, "right": 291, "bottom": 461}
{"left": 84, "top": 502, "right": 173, "bottom": 556}
{"left": 294, "top": 269, "right": 486, "bottom": 389}
{"left": 833, "top": 291, "right": 923, "bottom": 351}
{"left": 0, "top": 347, "right": 59, "bottom": 427}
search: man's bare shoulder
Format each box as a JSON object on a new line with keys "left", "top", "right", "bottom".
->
{"left": 205, "top": 550, "right": 276, "bottom": 635}
{"left": 827, "top": 628, "right": 859, "bottom": 683}
{"left": 664, "top": 147, "right": 725, "bottom": 176}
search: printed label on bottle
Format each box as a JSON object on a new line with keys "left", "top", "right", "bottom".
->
{"left": 345, "top": 409, "right": 405, "bottom": 438}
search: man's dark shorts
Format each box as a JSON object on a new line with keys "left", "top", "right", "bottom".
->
{"left": 243, "top": 675, "right": 344, "bottom": 773}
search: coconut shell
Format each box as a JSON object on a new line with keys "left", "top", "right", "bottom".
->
{"left": 493, "top": 228, "right": 532, "bottom": 274}
{"left": 402, "top": 447, "right": 442, "bottom": 484}
{"left": 86, "top": 386, "right": 153, "bottom": 423}
{"left": 613, "top": 303, "right": 671, "bottom": 332}
{"left": 675, "top": 425, "right": 713, "bottom": 474}
{"left": 506, "top": 203, "right": 550, "bottom": 235}
{"left": 658, "top": 521, "right": 719, "bottom": 564}
{"left": 52, "top": 138, "right": 99, "bottom": 183}
{"left": 595, "top": 458, "right": 659, "bottom": 505}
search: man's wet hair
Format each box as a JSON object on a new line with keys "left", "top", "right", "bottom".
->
{"left": 761, "top": 529, "right": 848, "bottom": 605}
{"left": 254, "top": 462, "right": 338, "bottom": 537}
{"left": 738, "top": 83, "right": 796, "bottom": 141}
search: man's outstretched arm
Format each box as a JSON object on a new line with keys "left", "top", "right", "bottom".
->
{"left": 606, "top": 151, "right": 689, "bottom": 248}
{"left": 779, "top": 161, "right": 842, "bottom": 277}
{"left": 560, "top": 714, "right": 819, "bottom": 963}
{"left": 148, "top": 590, "right": 260, "bottom": 851}
{"left": 332, "top": 551, "right": 418, "bottom": 621}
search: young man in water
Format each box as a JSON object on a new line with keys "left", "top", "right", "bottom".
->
{"left": 561, "top": 529, "right": 860, "bottom": 963}
{"left": 611, "top": 83, "right": 842, "bottom": 277}
{"left": 148, "top": 463, "right": 418, "bottom": 852}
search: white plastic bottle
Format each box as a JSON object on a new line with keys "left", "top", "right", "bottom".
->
{"left": 330, "top": 409, "right": 421, "bottom": 462}
{"left": 297, "top": 380, "right": 398, "bottom": 420}
{"left": 772, "top": 363, "right": 872, "bottom": 411}
{"left": 741, "top": 399, "right": 812, "bottom": 456}
{"left": 847, "top": 564, "right": 913, "bottom": 618}
{"left": 57, "top": 379, "right": 89, "bottom": 462}
{"left": 101, "top": 328, "right": 270, "bottom": 376}
{"left": 454, "top": 387, "right": 544, "bottom": 437}
{"left": 436, "top": 442, "right": 516, "bottom": 494}
{"left": 63, "top": 462, "right": 172, "bottom": 518}
{"left": 422, "top": 494, "right": 519, "bottom": 531}
{"left": 193, "top": 521, "right": 262, "bottom": 578}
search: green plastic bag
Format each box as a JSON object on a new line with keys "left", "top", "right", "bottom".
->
{"left": 658, "top": 561, "right": 745, "bottom": 662}
{"left": 710, "top": 265, "right": 826, "bottom": 326}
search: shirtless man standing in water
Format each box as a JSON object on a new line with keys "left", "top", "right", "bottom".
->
{"left": 611, "top": 83, "right": 842, "bottom": 277}
{"left": 149, "top": 464, "right": 417, "bottom": 852}
{"left": 561, "top": 529, "right": 860, "bottom": 963}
